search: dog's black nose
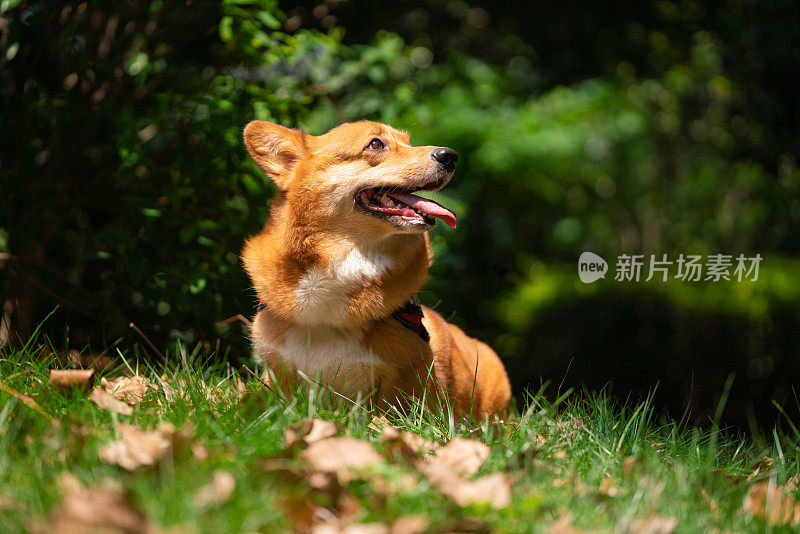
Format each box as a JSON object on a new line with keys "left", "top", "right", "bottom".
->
{"left": 432, "top": 147, "right": 458, "bottom": 170}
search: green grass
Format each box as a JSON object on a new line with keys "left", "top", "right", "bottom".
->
{"left": 1, "top": 338, "right": 799, "bottom": 533}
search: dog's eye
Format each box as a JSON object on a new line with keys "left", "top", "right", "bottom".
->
{"left": 366, "top": 138, "right": 385, "bottom": 151}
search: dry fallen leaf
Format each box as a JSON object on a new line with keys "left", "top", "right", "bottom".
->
{"left": 45, "top": 477, "right": 157, "bottom": 534}
{"left": 367, "top": 470, "right": 419, "bottom": 497}
{"left": 285, "top": 419, "right": 338, "bottom": 449}
{"left": 380, "top": 425, "right": 400, "bottom": 441}
{"left": 98, "top": 424, "right": 172, "bottom": 470}
{"left": 49, "top": 369, "right": 94, "bottom": 393}
{"left": 301, "top": 437, "right": 382, "bottom": 482}
{"left": 400, "top": 431, "right": 438, "bottom": 455}
{"left": 343, "top": 524, "right": 390, "bottom": 534}
{"left": 368, "top": 416, "right": 392, "bottom": 433}
{"left": 628, "top": 516, "right": 678, "bottom": 534}
{"left": 743, "top": 481, "right": 800, "bottom": 526}
{"left": 420, "top": 461, "right": 511, "bottom": 509}
{"left": 381, "top": 429, "right": 438, "bottom": 462}
{"left": 598, "top": 475, "right": 620, "bottom": 498}
{"left": 195, "top": 470, "right": 236, "bottom": 506}
{"left": 89, "top": 386, "right": 134, "bottom": 416}
{"left": 433, "top": 437, "right": 490, "bottom": 476}
{"left": 390, "top": 515, "right": 429, "bottom": 534}
{"left": 191, "top": 441, "right": 210, "bottom": 462}
{"left": 101, "top": 376, "right": 158, "bottom": 405}
{"left": 746, "top": 456, "right": 773, "bottom": 483}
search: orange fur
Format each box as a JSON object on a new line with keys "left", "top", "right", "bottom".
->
{"left": 241, "top": 120, "right": 511, "bottom": 419}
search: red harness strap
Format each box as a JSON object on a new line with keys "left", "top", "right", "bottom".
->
{"left": 391, "top": 294, "right": 430, "bottom": 342}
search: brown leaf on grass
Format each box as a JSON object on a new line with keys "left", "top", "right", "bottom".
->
{"left": 301, "top": 437, "right": 382, "bottom": 482}
{"left": 367, "top": 416, "right": 392, "bottom": 433}
{"left": 342, "top": 524, "right": 390, "bottom": 534}
{"left": 101, "top": 376, "right": 158, "bottom": 405}
{"left": 407, "top": 436, "right": 510, "bottom": 509}
{"left": 598, "top": 475, "right": 620, "bottom": 498}
{"left": 98, "top": 424, "right": 172, "bottom": 470}
{"left": 390, "top": 515, "right": 429, "bottom": 534}
{"left": 45, "top": 477, "right": 158, "bottom": 534}
{"left": 628, "top": 516, "right": 678, "bottom": 534}
{"left": 89, "top": 386, "right": 134, "bottom": 415}
{"left": 746, "top": 455, "right": 773, "bottom": 483}
{"left": 277, "top": 493, "right": 316, "bottom": 533}
{"left": 191, "top": 441, "right": 210, "bottom": 462}
{"left": 420, "top": 461, "right": 511, "bottom": 509}
{"left": 49, "top": 369, "right": 95, "bottom": 393}
{"left": 743, "top": 481, "right": 800, "bottom": 526}
{"left": 380, "top": 425, "right": 400, "bottom": 441}
{"left": 195, "top": 470, "right": 236, "bottom": 506}
{"left": 285, "top": 419, "right": 338, "bottom": 449}
{"left": 402, "top": 431, "right": 438, "bottom": 454}
{"left": 155, "top": 421, "right": 208, "bottom": 462}
{"left": 368, "top": 470, "right": 419, "bottom": 497}
{"left": 433, "top": 437, "right": 490, "bottom": 476}
{"left": 381, "top": 428, "right": 438, "bottom": 462}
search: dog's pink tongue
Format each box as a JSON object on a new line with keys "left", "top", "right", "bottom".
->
{"left": 387, "top": 192, "right": 457, "bottom": 228}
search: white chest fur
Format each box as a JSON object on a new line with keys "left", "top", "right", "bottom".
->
{"left": 254, "top": 320, "right": 378, "bottom": 378}
{"left": 293, "top": 247, "right": 393, "bottom": 326}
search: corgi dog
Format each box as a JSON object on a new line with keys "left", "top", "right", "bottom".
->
{"left": 241, "top": 120, "right": 511, "bottom": 419}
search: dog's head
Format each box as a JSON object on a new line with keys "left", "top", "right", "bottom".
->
{"left": 243, "top": 120, "right": 457, "bottom": 235}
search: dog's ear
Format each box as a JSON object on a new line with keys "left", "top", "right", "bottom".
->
{"left": 243, "top": 121, "right": 308, "bottom": 188}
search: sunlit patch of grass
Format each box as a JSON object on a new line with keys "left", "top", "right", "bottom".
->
{"left": 1, "top": 336, "right": 799, "bottom": 533}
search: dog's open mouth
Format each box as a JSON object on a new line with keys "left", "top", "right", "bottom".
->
{"left": 356, "top": 185, "right": 457, "bottom": 229}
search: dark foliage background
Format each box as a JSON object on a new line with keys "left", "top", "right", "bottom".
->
{"left": 2, "top": 0, "right": 799, "bottom": 430}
